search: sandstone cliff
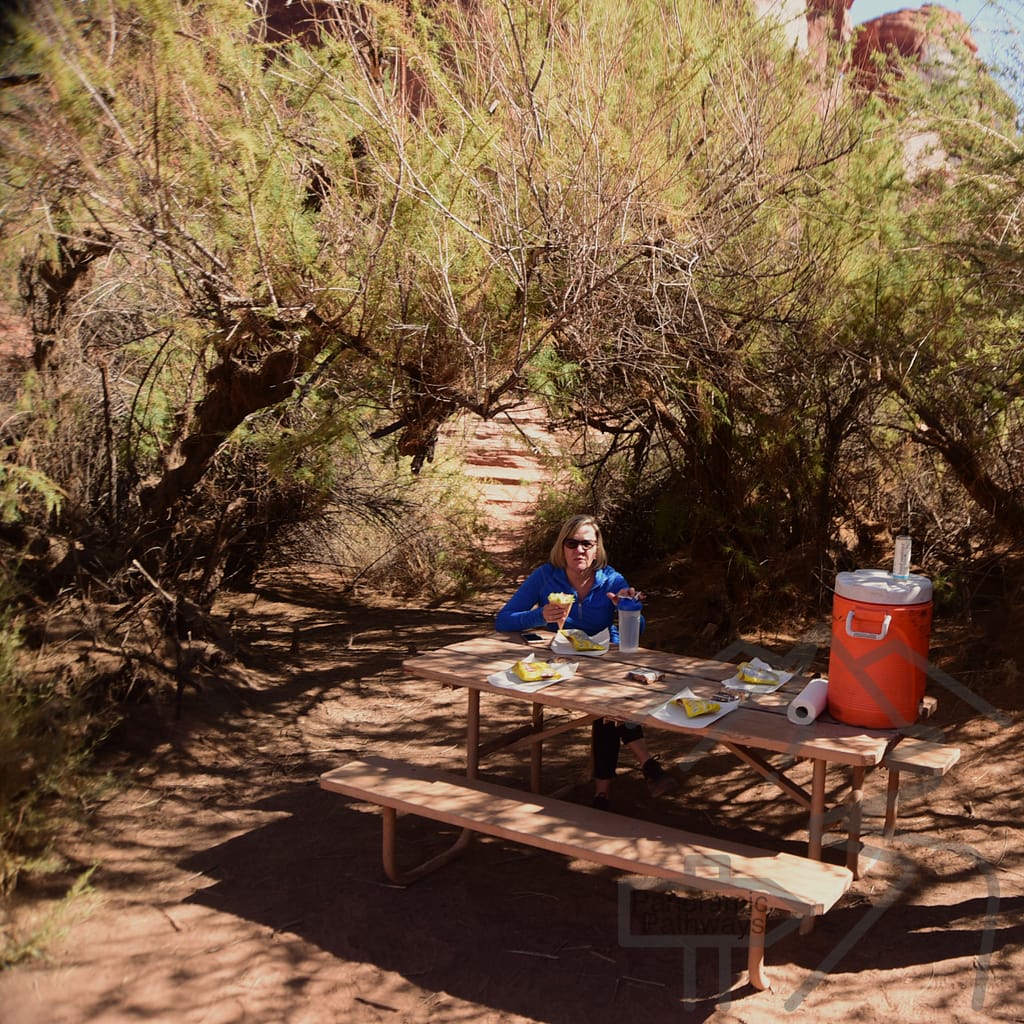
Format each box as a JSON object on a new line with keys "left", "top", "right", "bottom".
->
{"left": 851, "top": 4, "right": 979, "bottom": 92}
{"left": 756, "top": 1, "right": 978, "bottom": 89}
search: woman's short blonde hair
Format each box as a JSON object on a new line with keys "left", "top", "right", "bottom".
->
{"left": 549, "top": 514, "right": 608, "bottom": 570}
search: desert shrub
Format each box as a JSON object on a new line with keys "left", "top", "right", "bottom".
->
{"left": 0, "top": 581, "right": 103, "bottom": 899}
{"left": 260, "top": 430, "right": 501, "bottom": 600}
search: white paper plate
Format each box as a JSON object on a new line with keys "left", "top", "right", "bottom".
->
{"left": 550, "top": 628, "right": 610, "bottom": 657}
{"left": 650, "top": 687, "right": 740, "bottom": 729}
{"left": 487, "top": 655, "right": 578, "bottom": 692}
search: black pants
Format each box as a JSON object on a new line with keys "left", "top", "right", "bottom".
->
{"left": 592, "top": 719, "right": 644, "bottom": 779}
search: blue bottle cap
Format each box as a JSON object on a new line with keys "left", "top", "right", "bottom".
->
{"left": 618, "top": 597, "right": 643, "bottom": 612}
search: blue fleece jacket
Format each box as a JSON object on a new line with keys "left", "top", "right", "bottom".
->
{"left": 494, "top": 563, "right": 643, "bottom": 641}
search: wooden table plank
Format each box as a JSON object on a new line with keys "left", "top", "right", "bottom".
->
{"left": 405, "top": 638, "right": 895, "bottom": 768}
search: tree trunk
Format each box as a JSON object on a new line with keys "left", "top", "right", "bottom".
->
{"left": 139, "top": 348, "right": 301, "bottom": 520}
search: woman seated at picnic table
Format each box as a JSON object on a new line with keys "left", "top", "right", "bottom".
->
{"left": 495, "top": 513, "right": 677, "bottom": 810}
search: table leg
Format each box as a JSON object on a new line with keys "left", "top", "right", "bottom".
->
{"left": 801, "top": 759, "right": 827, "bottom": 936}
{"left": 808, "top": 759, "right": 826, "bottom": 861}
{"left": 381, "top": 805, "right": 475, "bottom": 885}
{"left": 466, "top": 688, "right": 480, "bottom": 780}
{"left": 530, "top": 701, "right": 544, "bottom": 793}
{"left": 884, "top": 768, "right": 901, "bottom": 839}
{"left": 747, "top": 898, "right": 770, "bottom": 991}
{"left": 846, "top": 765, "right": 866, "bottom": 878}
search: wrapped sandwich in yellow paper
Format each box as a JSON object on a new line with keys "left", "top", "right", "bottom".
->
{"left": 557, "top": 629, "right": 605, "bottom": 652}
{"left": 670, "top": 696, "right": 721, "bottom": 718}
{"left": 547, "top": 592, "right": 575, "bottom": 606}
{"left": 513, "top": 659, "right": 558, "bottom": 682}
{"left": 736, "top": 662, "right": 781, "bottom": 686}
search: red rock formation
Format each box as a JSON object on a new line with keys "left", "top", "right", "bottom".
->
{"left": 851, "top": 5, "right": 978, "bottom": 94}
{"left": 747, "top": 3, "right": 976, "bottom": 95}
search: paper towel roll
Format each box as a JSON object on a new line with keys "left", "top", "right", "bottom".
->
{"left": 787, "top": 677, "right": 829, "bottom": 726}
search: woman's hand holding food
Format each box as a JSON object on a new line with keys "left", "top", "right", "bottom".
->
{"left": 545, "top": 591, "right": 575, "bottom": 627}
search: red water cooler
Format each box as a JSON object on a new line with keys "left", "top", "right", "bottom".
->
{"left": 827, "top": 569, "right": 933, "bottom": 729}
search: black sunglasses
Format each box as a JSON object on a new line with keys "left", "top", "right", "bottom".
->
{"left": 563, "top": 538, "right": 595, "bottom": 550}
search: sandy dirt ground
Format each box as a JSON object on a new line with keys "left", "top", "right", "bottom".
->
{"left": 1, "top": 567, "right": 1022, "bottom": 1024}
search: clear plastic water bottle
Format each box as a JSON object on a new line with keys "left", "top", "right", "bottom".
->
{"left": 892, "top": 535, "right": 912, "bottom": 579}
{"left": 617, "top": 597, "right": 643, "bottom": 653}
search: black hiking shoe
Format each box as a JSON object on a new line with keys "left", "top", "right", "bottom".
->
{"left": 642, "top": 757, "right": 678, "bottom": 797}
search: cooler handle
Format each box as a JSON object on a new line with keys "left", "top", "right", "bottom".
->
{"left": 845, "top": 610, "right": 892, "bottom": 641}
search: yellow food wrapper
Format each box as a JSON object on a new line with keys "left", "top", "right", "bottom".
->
{"left": 737, "top": 661, "right": 781, "bottom": 686}
{"left": 671, "top": 697, "right": 721, "bottom": 718}
{"left": 558, "top": 629, "right": 604, "bottom": 652}
{"left": 513, "top": 659, "right": 557, "bottom": 682}
{"left": 548, "top": 592, "right": 575, "bottom": 606}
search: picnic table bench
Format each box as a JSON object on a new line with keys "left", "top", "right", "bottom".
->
{"left": 320, "top": 756, "right": 854, "bottom": 991}
{"left": 881, "top": 736, "right": 962, "bottom": 838}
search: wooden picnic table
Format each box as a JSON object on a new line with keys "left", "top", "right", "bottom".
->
{"left": 320, "top": 632, "right": 959, "bottom": 987}
{"left": 401, "top": 633, "right": 951, "bottom": 879}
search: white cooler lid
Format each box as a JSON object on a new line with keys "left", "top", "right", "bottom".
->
{"left": 835, "top": 568, "right": 932, "bottom": 605}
